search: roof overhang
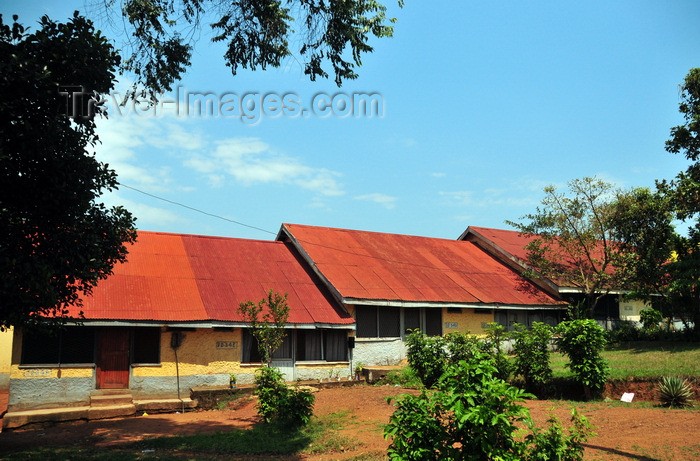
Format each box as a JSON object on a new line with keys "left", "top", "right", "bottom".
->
{"left": 44, "top": 319, "right": 355, "bottom": 330}
{"left": 344, "top": 298, "right": 566, "bottom": 310}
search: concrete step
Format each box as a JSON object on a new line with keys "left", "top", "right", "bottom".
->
{"left": 87, "top": 403, "right": 136, "bottom": 420}
{"left": 2, "top": 406, "right": 90, "bottom": 430}
{"left": 90, "top": 393, "right": 134, "bottom": 407}
{"left": 134, "top": 398, "right": 197, "bottom": 412}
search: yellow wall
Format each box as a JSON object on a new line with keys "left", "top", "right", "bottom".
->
{"left": 135, "top": 328, "right": 245, "bottom": 377}
{"left": 10, "top": 364, "right": 93, "bottom": 379}
{"left": 0, "top": 327, "right": 14, "bottom": 388}
{"left": 619, "top": 298, "right": 648, "bottom": 322}
{"left": 442, "top": 308, "right": 494, "bottom": 335}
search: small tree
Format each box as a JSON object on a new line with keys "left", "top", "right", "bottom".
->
{"left": 556, "top": 320, "right": 609, "bottom": 399}
{"left": 506, "top": 177, "right": 637, "bottom": 318}
{"left": 238, "top": 290, "right": 290, "bottom": 366}
{"left": 512, "top": 322, "right": 553, "bottom": 395}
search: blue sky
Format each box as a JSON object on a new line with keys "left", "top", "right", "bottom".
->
{"left": 8, "top": 1, "right": 700, "bottom": 240}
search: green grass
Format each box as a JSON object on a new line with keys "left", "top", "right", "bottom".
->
{"left": 550, "top": 341, "right": 700, "bottom": 380}
{"left": 3, "top": 411, "right": 360, "bottom": 461}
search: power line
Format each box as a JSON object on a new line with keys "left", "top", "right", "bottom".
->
{"left": 120, "top": 184, "right": 277, "bottom": 236}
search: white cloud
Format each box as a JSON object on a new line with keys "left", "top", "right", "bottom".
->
{"left": 186, "top": 138, "right": 345, "bottom": 196}
{"left": 355, "top": 193, "right": 397, "bottom": 209}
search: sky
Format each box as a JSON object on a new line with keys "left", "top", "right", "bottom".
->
{"left": 6, "top": 0, "right": 700, "bottom": 241}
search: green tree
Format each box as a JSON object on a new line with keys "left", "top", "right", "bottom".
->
{"left": 658, "top": 68, "right": 700, "bottom": 336}
{"left": 556, "top": 319, "right": 609, "bottom": 399}
{"left": 96, "top": 0, "right": 401, "bottom": 97}
{"left": 238, "top": 289, "right": 290, "bottom": 366}
{"left": 0, "top": 13, "right": 137, "bottom": 330}
{"left": 607, "top": 188, "right": 677, "bottom": 315}
{"left": 507, "top": 177, "right": 636, "bottom": 317}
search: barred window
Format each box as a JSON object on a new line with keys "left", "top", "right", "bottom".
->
{"left": 132, "top": 328, "right": 161, "bottom": 364}
{"left": 21, "top": 326, "right": 95, "bottom": 365}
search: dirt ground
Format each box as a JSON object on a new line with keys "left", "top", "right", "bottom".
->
{"left": 1, "top": 385, "right": 699, "bottom": 460}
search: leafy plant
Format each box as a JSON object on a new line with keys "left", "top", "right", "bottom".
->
{"left": 639, "top": 308, "right": 663, "bottom": 331}
{"left": 384, "top": 351, "right": 592, "bottom": 460}
{"left": 657, "top": 376, "right": 694, "bottom": 407}
{"left": 378, "top": 366, "right": 422, "bottom": 388}
{"left": 512, "top": 322, "right": 554, "bottom": 395}
{"left": 238, "top": 290, "right": 290, "bottom": 366}
{"left": 524, "top": 409, "right": 593, "bottom": 461}
{"left": 254, "top": 366, "right": 314, "bottom": 426}
{"left": 482, "top": 322, "right": 513, "bottom": 381}
{"left": 404, "top": 330, "right": 448, "bottom": 388}
{"left": 556, "top": 320, "right": 609, "bottom": 399}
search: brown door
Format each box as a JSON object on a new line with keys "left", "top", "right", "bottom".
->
{"left": 97, "top": 328, "right": 130, "bottom": 389}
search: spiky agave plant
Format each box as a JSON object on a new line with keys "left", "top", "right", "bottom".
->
{"left": 657, "top": 376, "right": 694, "bottom": 407}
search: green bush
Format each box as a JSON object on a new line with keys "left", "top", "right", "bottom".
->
{"left": 406, "top": 329, "right": 511, "bottom": 388}
{"left": 606, "top": 320, "right": 640, "bottom": 342}
{"left": 254, "top": 367, "right": 314, "bottom": 426}
{"left": 482, "top": 322, "right": 513, "bottom": 381}
{"left": 556, "top": 320, "right": 609, "bottom": 399}
{"left": 524, "top": 410, "right": 593, "bottom": 461}
{"left": 657, "top": 376, "right": 694, "bottom": 407}
{"left": 384, "top": 351, "right": 592, "bottom": 460}
{"left": 379, "top": 366, "right": 423, "bottom": 388}
{"left": 639, "top": 308, "right": 663, "bottom": 331}
{"left": 405, "top": 330, "right": 449, "bottom": 388}
{"left": 512, "top": 322, "right": 553, "bottom": 395}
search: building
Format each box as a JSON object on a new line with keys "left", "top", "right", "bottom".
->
{"left": 5, "top": 224, "right": 566, "bottom": 427}
{"left": 459, "top": 226, "right": 648, "bottom": 325}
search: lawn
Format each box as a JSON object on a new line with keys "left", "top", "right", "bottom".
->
{"left": 551, "top": 341, "right": 700, "bottom": 379}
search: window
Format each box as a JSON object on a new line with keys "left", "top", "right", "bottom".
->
{"left": 244, "top": 328, "right": 348, "bottom": 362}
{"left": 356, "top": 306, "right": 378, "bottom": 337}
{"left": 355, "top": 306, "right": 442, "bottom": 338}
{"left": 21, "top": 327, "right": 95, "bottom": 365}
{"left": 404, "top": 308, "right": 420, "bottom": 335}
{"left": 132, "top": 328, "right": 161, "bottom": 364}
{"left": 241, "top": 329, "right": 262, "bottom": 363}
{"left": 378, "top": 307, "right": 400, "bottom": 337}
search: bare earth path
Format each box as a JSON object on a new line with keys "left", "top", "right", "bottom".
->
{"left": 1, "top": 385, "right": 699, "bottom": 460}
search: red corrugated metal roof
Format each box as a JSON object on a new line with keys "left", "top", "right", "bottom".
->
{"left": 463, "top": 226, "right": 615, "bottom": 288}
{"left": 281, "top": 224, "right": 563, "bottom": 307}
{"left": 76, "top": 231, "right": 353, "bottom": 325}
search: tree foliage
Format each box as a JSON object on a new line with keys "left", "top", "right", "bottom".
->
{"left": 506, "top": 177, "right": 637, "bottom": 316}
{"left": 95, "top": 0, "right": 401, "bottom": 97}
{"left": 0, "top": 13, "right": 137, "bottom": 330}
{"left": 657, "top": 68, "right": 700, "bottom": 336}
{"left": 238, "top": 289, "right": 290, "bottom": 366}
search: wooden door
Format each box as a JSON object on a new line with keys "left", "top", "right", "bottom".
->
{"left": 97, "top": 328, "right": 130, "bottom": 389}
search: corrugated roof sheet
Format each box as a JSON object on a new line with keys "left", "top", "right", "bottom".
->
{"left": 75, "top": 231, "right": 353, "bottom": 325}
{"left": 281, "top": 224, "right": 563, "bottom": 307}
{"left": 463, "top": 226, "right": 615, "bottom": 288}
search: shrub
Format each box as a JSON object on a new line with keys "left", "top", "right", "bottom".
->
{"left": 556, "top": 320, "right": 609, "bottom": 399}
{"left": 512, "top": 322, "right": 553, "bottom": 394}
{"left": 657, "top": 376, "right": 694, "bottom": 407}
{"left": 482, "top": 322, "right": 513, "bottom": 381}
{"left": 384, "top": 351, "right": 592, "bottom": 460}
{"left": 524, "top": 409, "right": 593, "bottom": 461}
{"left": 254, "top": 367, "right": 314, "bottom": 426}
{"left": 379, "top": 366, "right": 423, "bottom": 388}
{"left": 407, "top": 329, "right": 510, "bottom": 388}
{"left": 405, "top": 330, "right": 448, "bottom": 388}
{"left": 639, "top": 308, "right": 663, "bottom": 331}
{"left": 606, "top": 320, "right": 639, "bottom": 343}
